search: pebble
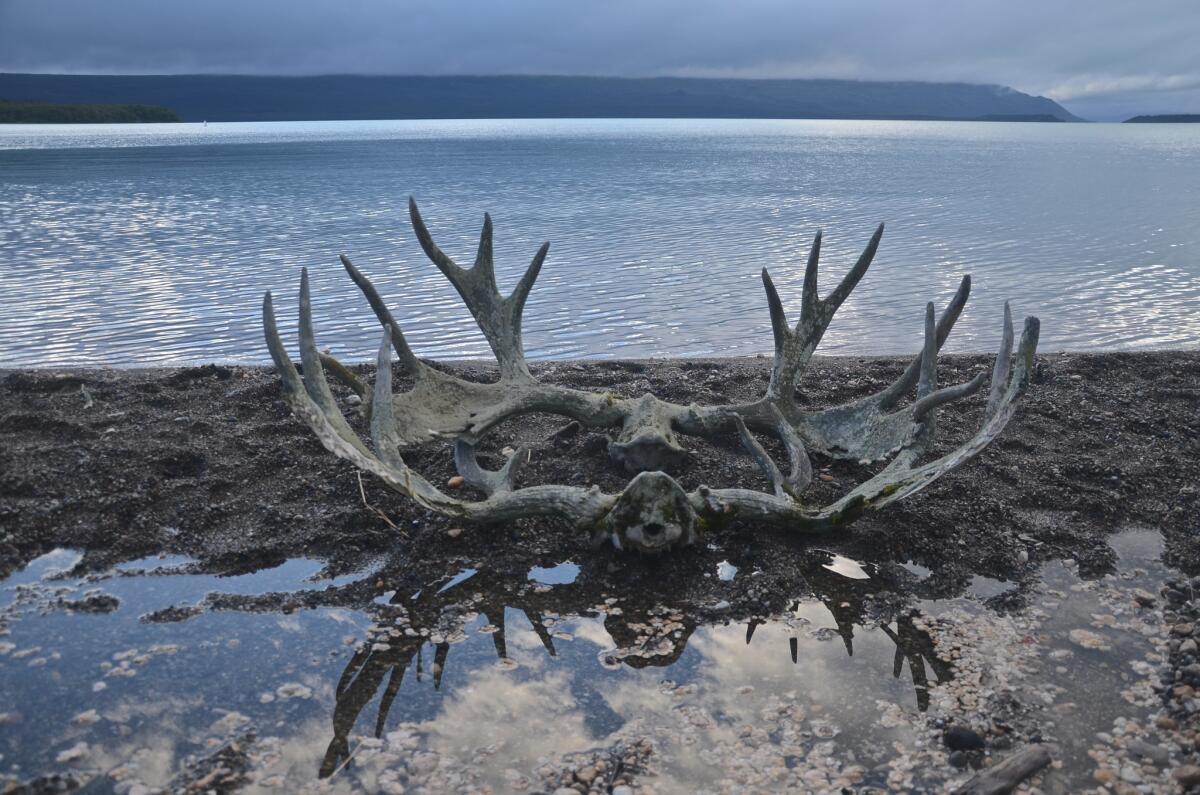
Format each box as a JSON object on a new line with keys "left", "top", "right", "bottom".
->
{"left": 1174, "top": 765, "right": 1200, "bottom": 787}
{"left": 1070, "top": 628, "right": 1110, "bottom": 650}
{"left": 447, "top": 527, "right": 464, "bottom": 538}
{"left": 71, "top": 709, "right": 100, "bottom": 726}
{"left": 275, "top": 682, "right": 313, "bottom": 700}
{"left": 55, "top": 742, "right": 89, "bottom": 763}
{"left": 1133, "top": 589, "right": 1157, "bottom": 607}
{"left": 1126, "top": 739, "right": 1168, "bottom": 766}
{"left": 447, "top": 475, "right": 465, "bottom": 489}
{"left": 944, "top": 725, "right": 985, "bottom": 751}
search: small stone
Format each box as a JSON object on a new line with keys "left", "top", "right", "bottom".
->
{"left": 55, "top": 742, "right": 89, "bottom": 763}
{"left": 447, "top": 475, "right": 466, "bottom": 489}
{"left": 944, "top": 725, "right": 985, "bottom": 751}
{"left": 275, "top": 682, "right": 313, "bottom": 700}
{"left": 818, "top": 473, "right": 835, "bottom": 483}
{"left": 575, "top": 766, "right": 598, "bottom": 784}
{"left": 612, "top": 787, "right": 634, "bottom": 795}
{"left": 1127, "top": 738, "right": 1169, "bottom": 766}
{"left": 1120, "top": 765, "right": 1142, "bottom": 784}
{"left": 71, "top": 709, "right": 100, "bottom": 726}
{"left": 1070, "top": 628, "right": 1110, "bottom": 650}
{"left": 1133, "top": 589, "right": 1157, "bottom": 607}
{"left": 447, "top": 527, "right": 464, "bottom": 538}
{"left": 1174, "top": 765, "right": 1200, "bottom": 787}
{"left": 948, "top": 750, "right": 968, "bottom": 768}
{"left": 1156, "top": 715, "right": 1179, "bottom": 731}
{"left": 1172, "top": 623, "right": 1195, "bottom": 636}
{"left": 1183, "top": 639, "right": 1198, "bottom": 654}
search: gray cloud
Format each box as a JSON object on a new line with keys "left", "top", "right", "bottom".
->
{"left": 1, "top": 0, "right": 1198, "bottom": 119}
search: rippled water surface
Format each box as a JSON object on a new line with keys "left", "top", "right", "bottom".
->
{"left": 1, "top": 119, "right": 1198, "bottom": 366}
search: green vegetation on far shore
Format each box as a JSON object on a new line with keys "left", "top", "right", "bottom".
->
{"left": 1124, "top": 114, "right": 1200, "bottom": 123}
{"left": 0, "top": 98, "right": 180, "bottom": 123}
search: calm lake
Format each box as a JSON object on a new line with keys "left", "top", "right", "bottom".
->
{"left": 1, "top": 118, "right": 1198, "bottom": 367}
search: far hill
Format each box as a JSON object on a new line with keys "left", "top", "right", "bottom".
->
{"left": 1124, "top": 114, "right": 1200, "bottom": 123}
{"left": 0, "top": 98, "right": 179, "bottom": 123}
{"left": 0, "top": 73, "right": 1083, "bottom": 123}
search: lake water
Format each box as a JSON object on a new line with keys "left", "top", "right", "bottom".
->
{"left": 1, "top": 119, "right": 1198, "bottom": 367}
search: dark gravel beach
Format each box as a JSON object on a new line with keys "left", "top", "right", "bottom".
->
{"left": 2, "top": 351, "right": 1197, "bottom": 590}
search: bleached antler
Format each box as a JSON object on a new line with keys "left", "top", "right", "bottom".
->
{"left": 263, "top": 199, "right": 1040, "bottom": 553}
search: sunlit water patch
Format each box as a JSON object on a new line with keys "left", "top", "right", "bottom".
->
{"left": 0, "top": 530, "right": 1184, "bottom": 792}
{"left": 2, "top": 119, "right": 1199, "bottom": 367}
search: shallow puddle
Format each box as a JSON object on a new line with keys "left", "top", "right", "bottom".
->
{"left": 0, "top": 530, "right": 1181, "bottom": 793}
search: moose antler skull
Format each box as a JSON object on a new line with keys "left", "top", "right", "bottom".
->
{"left": 263, "top": 199, "right": 1039, "bottom": 553}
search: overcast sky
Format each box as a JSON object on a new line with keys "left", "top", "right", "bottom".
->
{"left": 1, "top": 0, "right": 1197, "bottom": 120}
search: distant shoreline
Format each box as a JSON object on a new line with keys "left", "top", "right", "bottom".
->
{"left": 1124, "top": 114, "right": 1200, "bottom": 123}
{"left": 0, "top": 98, "right": 179, "bottom": 123}
{"left": 0, "top": 73, "right": 1084, "bottom": 123}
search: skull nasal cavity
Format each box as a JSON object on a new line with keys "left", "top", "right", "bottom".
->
{"left": 643, "top": 523, "right": 665, "bottom": 538}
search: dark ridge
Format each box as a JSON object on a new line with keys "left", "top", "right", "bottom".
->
{"left": 1124, "top": 114, "right": 1200, "bottom": 123}
{"left": 0, "top": 97, "right": 179, "bottom": 123}
{"left": 0, "top": 73, "right": 1084, "bottom": 123}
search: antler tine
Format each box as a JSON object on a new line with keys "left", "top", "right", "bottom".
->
{"left": 408, "top": 197, "right": 545, "bottom": 381}
{"left": 339, "top": 254, "right": 424, "bottom": 376}
{"left": 761, "top": 224, "right": 884, "bottom": 404}
{"left": 452, "top": 439, "right": 530, "bottom": 496}
{"left": 730, "top": 413, "right": 788, "bottom": 498}
{"left": 510, "top": 241, "right": 550, "bottom": 346}
{"left": 297, "top": 269, "right": 373, "bottom": 458}
{"left": 906, "top": 301, "right": 988, "bottom": 423}
{"left": 474, "top": 212, "right": 496, "bottom": 286}
{"left": 907, "top": 301, "right": 987, "bottom": 436}
{"left": 767, "top": 403, "right": 813, "bottom": 494}
{"left": 408, "top": 196, "right": 463, "bottom": 279}
{"left": 821, "top": 223, "right": 884, "bottom": 320}
{"left": 877, "top": 275, "right": 971, "bottom": 410}
{"left": 987, "top": 302, "right": 1015, "bottom": 419}
{"left": 369, "top": 326, "right": 405, "bottom": 468}
{"left": 917, "top": 302, "right": 937, "bottom": 400}
{"left": 800, "top": 230, "right": 823, "bottom": 321}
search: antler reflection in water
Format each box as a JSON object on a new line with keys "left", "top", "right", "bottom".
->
{"left": 317, "top": 570, "right": 953, "bottom": 778}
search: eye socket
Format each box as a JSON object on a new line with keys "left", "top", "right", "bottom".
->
{"left": 643, "top": 522, "right": 665, "bottom": 538}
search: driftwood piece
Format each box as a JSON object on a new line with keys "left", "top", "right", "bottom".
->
{"left": 952, "top": 745, "right": 1053, "bottom": 795}
{"left": 263, "top": 197, "right": 1041, "bottom": 552}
